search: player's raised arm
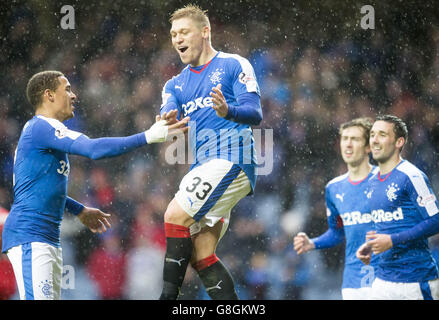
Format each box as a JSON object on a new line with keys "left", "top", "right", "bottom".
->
{"left": 70, "top": 114, "right": 189, "bottom": 159}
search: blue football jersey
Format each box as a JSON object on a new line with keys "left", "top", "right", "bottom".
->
{"left": 368, "top": 160, "right": 439, "bottom": 282}
{"left": 160, "top": 51, "right": 260, "bottom": 191}
{"left": 2, "top": 115, "right": 83, "bottom": 252}
{"left": 325, "top": 167, "right": 379, "bottom": 289}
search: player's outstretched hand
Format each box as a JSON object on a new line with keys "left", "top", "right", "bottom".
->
{"left": 158, "top": 109, "right": 179, "bottom": 125}
{"left": 356, "top": 241, "right": 372, "bottom": 265}
{"left": 293, "top": 232, "right": 315, "bottom": 254}
{"left": 210, "top": 83, "right": 229, "bottom": 118}
{"left": 77, "top": 207, "right": 111, "bottom": 234}
{"left": 145, "top": 112, "right": 190, "bottom": 144}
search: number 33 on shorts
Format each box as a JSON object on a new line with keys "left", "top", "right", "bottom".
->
{"left": 175, "top": 158, "right": 251, "bottom": 226}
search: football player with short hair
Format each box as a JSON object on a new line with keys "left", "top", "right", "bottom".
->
{"left": 2, "top": 70, "right": 189, "bottom": 300}
{"left": 158, "top": 4, "right": 262, "bottom": 300}
{"left": 294, "top": 117, "right": 379, "bottom": 299}
{"left": 357, "top": 115, "right": 439, "bottom": 299}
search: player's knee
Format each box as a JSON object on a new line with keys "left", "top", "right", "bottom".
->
{"left": 164, "top": 200, "right": 193, "bottom": 227}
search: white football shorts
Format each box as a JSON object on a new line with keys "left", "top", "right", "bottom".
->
{"left": 369, "top": 277, "right": 439, "bottom": 300}
{"left": 175, "top": 159, "right": 251, "bottom": 238}
{"left": 6, "top": 242, "right": 63, "bottom": 300}
{"left": 342, "top": 287, "right": 372, "bottom": 300}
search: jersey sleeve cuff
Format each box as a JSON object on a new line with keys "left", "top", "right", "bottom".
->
{"left": 225, "top": 105, "right": 237, "bottom": 120}
{"left": 65, "top": 197, "right": 85, "bottom": 216}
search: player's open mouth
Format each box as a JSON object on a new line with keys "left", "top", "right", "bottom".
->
{"left": 178, "top": 46, "right": 188, "bottom": 53}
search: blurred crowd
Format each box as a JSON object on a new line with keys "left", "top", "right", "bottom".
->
{"left": 0, "top": 2, "right": 439, "bottom": 300}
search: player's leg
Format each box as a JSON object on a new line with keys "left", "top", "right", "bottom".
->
{"left": 159, "top": 199, "right": 195, "bottom": 300}
{"left": 6, "top": 242, "right": 63, "bottom": 300}
{"left": 190, "top": 221, "right": 238, "bottom": 300}
{"left": 160, "top": 159, "right": 248, "bottom": 300}
{"left": 6, "top": 244, "right": 26, "bottom": 299}
{"left": 29, "top": 242, "right": 63, "bottom": 300}
{"left": 188, "top": 164, "right": 251, "bottom": 300}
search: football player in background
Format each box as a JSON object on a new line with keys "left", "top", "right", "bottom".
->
{"left": 294, "top": 117, "right": 379, "bottom": 299}
{"left": 357, "top": 115, "right": 439, "bottom": 299}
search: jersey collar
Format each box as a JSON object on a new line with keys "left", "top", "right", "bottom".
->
{"left": 377, "top": 159, "right": 405, "bottom": 182}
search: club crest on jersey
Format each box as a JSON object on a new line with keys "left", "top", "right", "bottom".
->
{"left": 386, "top": 183, "right": 400, "bottom": 202}
{"left": 209, "top": 68, "right": 224, "bottom": 85}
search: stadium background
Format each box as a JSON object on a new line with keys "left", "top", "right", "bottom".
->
{"left": 0, "top": 0, "right": 438, "bottom": 299}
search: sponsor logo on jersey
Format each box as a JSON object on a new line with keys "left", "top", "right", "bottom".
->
{"left": 386, "top": 183, "right": 400, "bottom": 202}
{"left": 182, "top": 97, "right": 213, "bottom": 116}
{"left": 341, "top": 211, "right": 372, "bottom": 226}
{"left": 341, "top": 207, "right": 404, "bottom": 226}
{"left": 371, "top": 207, "right": 404, "bottom": 223}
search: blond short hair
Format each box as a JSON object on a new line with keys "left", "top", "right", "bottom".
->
{"left": 170, "top": 4, "right": 210, "bottom": 29}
